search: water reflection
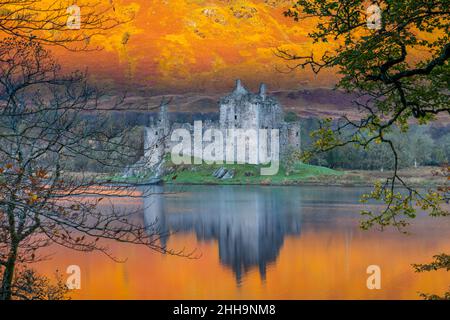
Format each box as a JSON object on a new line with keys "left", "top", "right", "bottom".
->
{"left": 35, "top": 185, "right": 450, "bottom": 299}
{"left": 143, "top": 186, "right": 302, "bottom": 283}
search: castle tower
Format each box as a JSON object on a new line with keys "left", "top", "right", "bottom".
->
{"left": 159, "top": 101, "right": 170, "bottom": 136}
{"left": 286, "top": 122, "right": 301, "bottom": 149}
{"left": 143, "top": 102, "right": 170, "bottom": 168}
{"left": 233, "top": 79, "right": 248, "bottom": 96}
{"left": 220, "top": 79, "right": 245, "bottom": 130}
{"left": 141, "top": 79, "right": 301, "bottom": 170}
{"left": 259, "top": 83, "right": 266, "bottom": 101}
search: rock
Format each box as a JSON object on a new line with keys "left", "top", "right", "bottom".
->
{"left": 212, "top": 168, "right": 221, "bottom": 177}
{"left": 230, "top": 6, "right": 257, "bottom": 19}
{"left": 221, "top": 169, "right": 234, "bottom": 180}
{"left": 217, "top": 168, "right": 228, "bottom": 179}
{"left": 213, "top": 167, "right": 228, "bottom": 179}
{"left": 121, "top": 155, "right": 162, "bottom": 180}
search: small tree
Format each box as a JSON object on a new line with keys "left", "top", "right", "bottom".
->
{"left": 4, "top": 268, "right": 70, "bottom": 300}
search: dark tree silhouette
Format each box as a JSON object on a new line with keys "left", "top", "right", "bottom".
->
{"left": 0, "top": 38, "right": 193, "bottom": 300}
{"left": 281, "top": 0, "right": 449, "bottom": 298}
{"left": 0, "top": 0, "right": 133, "bottom": 50}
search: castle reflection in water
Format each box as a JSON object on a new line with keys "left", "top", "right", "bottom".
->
{"left": 143, "top": 185, "right": 302, "bottom": 283}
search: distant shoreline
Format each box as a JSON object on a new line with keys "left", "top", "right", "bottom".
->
{"left": 162, "top": 177, "right": 441, "bottom": 188}
{"left": 159, "top": 164, "right": 445, "bottom": 188}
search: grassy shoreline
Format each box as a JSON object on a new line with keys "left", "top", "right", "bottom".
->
{"left": 162, "top": 161, "right": 339, "bottom": 185}
{"left": 100, "top": 155, "right": 446, "bottom": 188}
{"left": 159, "top": 160, "right": 445, "bottom": 188}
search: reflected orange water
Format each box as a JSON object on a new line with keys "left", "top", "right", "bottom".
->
{"left": 33, "top": 186, "right": 450, "bottom": 300}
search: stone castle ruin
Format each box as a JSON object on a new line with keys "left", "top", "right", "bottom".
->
{"left": 136, "top": 80, "right": 301, "bottom": 175}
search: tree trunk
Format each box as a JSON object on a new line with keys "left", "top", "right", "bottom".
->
{"left": 0, "top": 245, "right": 18, "bottom": 300}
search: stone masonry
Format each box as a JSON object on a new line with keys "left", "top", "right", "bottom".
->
{"left": 143, "top": 79, "right": 301, "bottom": 168}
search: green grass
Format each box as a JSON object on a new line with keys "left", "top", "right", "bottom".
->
{"left": 162, "top": 157, "right": 342, "bottom": 185}
{"left": 106, "top": 171, "right": 157, "bottom": 184}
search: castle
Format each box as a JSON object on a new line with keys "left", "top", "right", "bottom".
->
{"left": 143, "top": 80, "right": 301, "bottom": 169}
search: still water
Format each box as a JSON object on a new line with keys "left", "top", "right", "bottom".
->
{"left": 36, "top": 185, "right": 450, "bottom": 299}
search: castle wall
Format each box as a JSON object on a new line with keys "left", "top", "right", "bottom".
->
{"left": 219, "top": 102, "right": 235, "bottom": 130}
{"left": 235, "top": 102, "right": 260, "bottom": 164}
{"left": 259, "top": 102, "right": 283, "bottom": 130}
